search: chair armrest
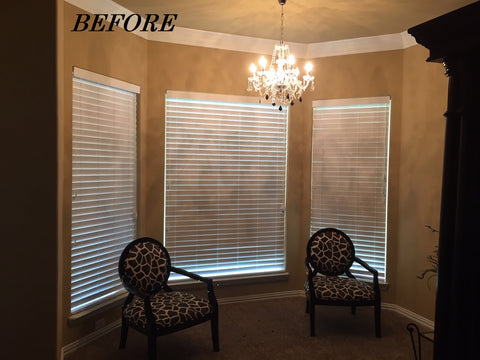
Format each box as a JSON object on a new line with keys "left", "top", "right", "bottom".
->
{"left": 354, "top": 257, "right": 381, "bottom": 303}
{"left": 354, "top": 256, "right": 379, "bottom": 279}
{"left": 170, "top": 266, "right": 217, "bottom": 308}
{"left": 171, "top": 266, "right": 214, "bottom": 289}
{"left": 354, "top": 257, "right": 380, "bottom": 299}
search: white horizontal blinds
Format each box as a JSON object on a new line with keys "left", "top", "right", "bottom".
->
{"left": 165, "top": 92, "right": 287, "bottom": 279}
{"left": 311, "top": 97, "right": 390, "bottom": 282}
{"left": 71, "top": 69, "right": 138, "bottom": 313}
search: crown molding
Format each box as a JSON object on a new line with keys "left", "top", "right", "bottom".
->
{"left": 65, "top": 0, "right": 418, "bottom": 58}
{"left": 305, "top": 31, "right": 417, "bottom": 58}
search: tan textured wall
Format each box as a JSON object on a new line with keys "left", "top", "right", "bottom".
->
{"left": 395, "top": 45, "right": 447, "bottom": 320}
{"left": 61, "top": 1, "right": 448, "bottom": 346}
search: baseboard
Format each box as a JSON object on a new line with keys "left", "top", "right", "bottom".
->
{"left": 61, "top": 318, "right": 121, "bottom": 360}
{"left": 219, "top": 292, "right": 435, "bottom": 331}
{"left": 218, "top": 290, "right": 305, "bottom": 304}
{"left": 61, "top": 290, "right": 434, "bottom": 358}
{"left": 382, "top": 302, "right": 434, "bottom": 330}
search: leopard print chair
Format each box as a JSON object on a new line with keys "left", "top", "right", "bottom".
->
{"left": 305, "top": 228, "right": 381, "bottom": 337}
{"left": 118, "top": 237, "right": 219, "bottom": 360}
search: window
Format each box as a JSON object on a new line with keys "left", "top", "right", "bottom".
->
{"left": 70, "top": 68, "right": 139, "bottom": 313}
{"left": 165, "top": 91, "right": 287, "bottom": 279}
{"left": 310, "top": 97, "right": 391, "bottom": 282}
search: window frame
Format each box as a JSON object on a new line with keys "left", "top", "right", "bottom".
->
{"left": 164, "top": 90, "right": 289, "bottom": 281}
{"left": 310, "top": 96, "right": 391, "bottom": 283}
{"left": 70, "top": 67, "right": 140, "bottom": 315}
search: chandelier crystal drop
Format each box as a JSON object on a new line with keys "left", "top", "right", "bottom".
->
{"left": 247, "top": 0, "right": 314, "bottom": 111}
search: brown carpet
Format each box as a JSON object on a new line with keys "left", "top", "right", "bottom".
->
{"left": 65, "top": 296, "right": 433, "bottom": 360}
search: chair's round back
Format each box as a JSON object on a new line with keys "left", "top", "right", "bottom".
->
{"left": 307, "top": 228, "right": 355, "bottom": 276}
{"left": 119, "top": 237, "right": 171, "bottom": 297}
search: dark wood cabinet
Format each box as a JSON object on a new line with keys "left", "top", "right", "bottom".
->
{"left": 408, "top": 2, "right": 480, "bottom": 359}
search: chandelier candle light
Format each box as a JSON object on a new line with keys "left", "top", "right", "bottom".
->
{"left": 247, "top": 0, "right": 314, "bottom": 111}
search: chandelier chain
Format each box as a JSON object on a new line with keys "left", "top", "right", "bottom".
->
{"left": 280, "top": 4, "right": 284, "bottom": 44}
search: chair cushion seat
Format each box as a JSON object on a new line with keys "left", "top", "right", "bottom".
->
{"left": 305, "top": 275, "right": 375, "bottom": 302}
{"left": 124, "top": 291, "right": 213, "bottom": 330}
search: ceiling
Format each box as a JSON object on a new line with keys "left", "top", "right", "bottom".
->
{"left": 113, "top": 0, "right": 477, "bottom": 43}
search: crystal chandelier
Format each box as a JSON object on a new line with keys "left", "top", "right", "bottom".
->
{"left": 247, "top": 0, "right": 314, "bottom": 111}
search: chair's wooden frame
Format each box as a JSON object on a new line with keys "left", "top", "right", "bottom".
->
{"left": 305, "top": 228, "right": 381, "bottom": 338}
{"left": 119, "top": 237, "right": 219, "bottom": 360}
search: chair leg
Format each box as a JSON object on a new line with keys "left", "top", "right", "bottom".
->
{"left": 120, "top": 317, "right": 128, "bottom": 349}
{"left": 309, "top": 302, "right": 316, "bottom": 336}
{"left": 211, "top": 313, "right": 220, "bottom": 352}
{"left": 148, "top": 334, "right": 156, "bottom": 360}
{"left": 374, "top": 301, "right": 382, "bottom": 338}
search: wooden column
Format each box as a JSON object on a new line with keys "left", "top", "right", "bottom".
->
{"left": 408, "top": 2, "right": 480, "bottom": 359}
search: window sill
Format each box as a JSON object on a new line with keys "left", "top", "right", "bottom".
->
{"left": 68, "top": 291, "right": 126, "bottom": 326}
{"left": 169, "top": 271, "right": 290, "bottom": 290}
